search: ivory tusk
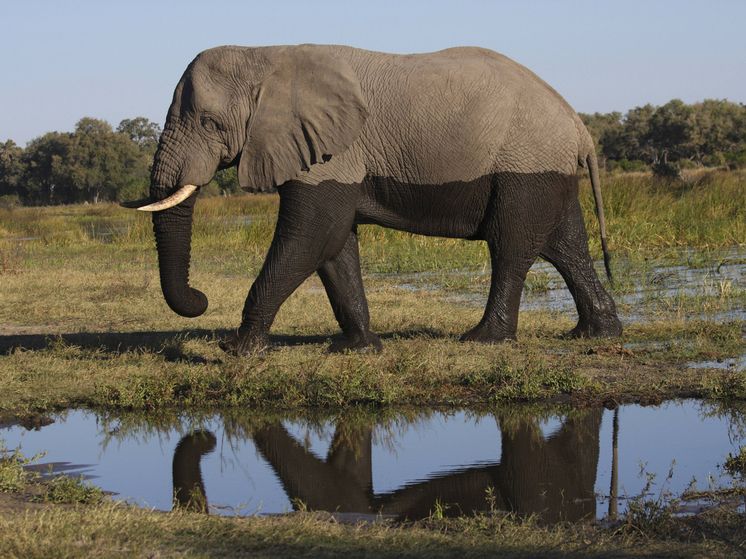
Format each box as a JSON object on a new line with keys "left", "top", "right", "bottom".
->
{"left": 121, "top": 184, "right": 199, "bottom": 212}
{"left": 119, "top": 197, "right": 153, "bottom": 209}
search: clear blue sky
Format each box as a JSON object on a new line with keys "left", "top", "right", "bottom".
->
{"left": 3, "top": 0, "right": 744, "bottom": 147}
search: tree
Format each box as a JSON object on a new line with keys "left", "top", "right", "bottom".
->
{"left": 690, "top": 99, "right": 746, "bottom": 165}
{"left": 647, "top": 99, "right": 695, "bottom": 165}
{"left": 580, "top": 111, "right": 625, "bottom": 167}
{"left": 618, "top": 104, "right": 655, "bottom": 163}
{"left": 19, "top": 132, "right": 75, "bottom": 205}
{"left": 66, "top": 118, "right": 150, "bottom": 204}
{"left": 117, "top": 118, "right": 161, "bottom": 152}
{"left": 0, "top": 140, "right": 24, "bottom": 201}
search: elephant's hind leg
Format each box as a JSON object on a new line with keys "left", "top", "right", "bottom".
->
{"left": 318, "top": 228, "right": 382, "bottom": 354}
{"left": 461, "top": 173, "right": 558, "bottom": 344}
{"left": 540, "top": 197, "right": 622, "bottom": 339}
{"left": 460, "top": 243, "right": 536, "bottom": 344}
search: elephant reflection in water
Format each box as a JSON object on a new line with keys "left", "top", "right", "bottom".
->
{"left": 172, "top": 430, "right": 217, "bottom": 513}
{"left": 171, "top": 411, "right": 601, "bottom": 521}
{"left": 251, "top": 411, "right": 602, "bottom": 523}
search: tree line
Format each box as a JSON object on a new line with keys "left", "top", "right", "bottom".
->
{"left": 0, "top": 117, "right": 241, "bottom": 207}
{"left": 580, "top": 98, "right": 746, "bottom": 175}
{"left": 1, "top": 99, "right": 745, "bottom": 207}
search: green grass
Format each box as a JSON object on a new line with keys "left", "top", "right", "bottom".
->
{"left": 0, "top": 440, "right": 103, "bottom": 504}
{"left": 580, "top": 169, "right": 746, "bottom": 253}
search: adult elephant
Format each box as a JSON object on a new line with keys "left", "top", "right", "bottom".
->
{"left": 123, "top": 44, "right": 622, "bottom": 355}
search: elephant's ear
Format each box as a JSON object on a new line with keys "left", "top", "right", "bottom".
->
{"left": 238, "top": 45, "right": 368, "bottom": 192}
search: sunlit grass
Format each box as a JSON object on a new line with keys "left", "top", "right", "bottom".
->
{"left": 581, "top": 169, "right": 746, "bottom": 254}
{"left": 1, "top": 171, "right": 745, "bottom": 415}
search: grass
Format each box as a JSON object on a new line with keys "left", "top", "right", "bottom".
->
{"left": 0, "top": 483, "right": 744, "bottom": 558}
{"left": 0, "top": 170, "right": 745, "bottom": 556}
{"left": 0, "top": 440, "right": 103, "bottom": 504}
{"left": 0, "top": 171, "right": 745, "bottom": 415}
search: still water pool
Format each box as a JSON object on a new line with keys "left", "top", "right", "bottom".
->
{"left": 2, "top": 400, "right": 744, "bottom": 521}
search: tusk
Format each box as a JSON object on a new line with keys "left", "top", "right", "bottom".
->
{"left": 122, "top": 184, "right": 199, "bottom": 212}
{"left": 119, "top": 197, "right": 154, "bottom": 209}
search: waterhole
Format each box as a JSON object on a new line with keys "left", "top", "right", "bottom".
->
{"left": 2, "top": 400, "right": 744, "bottom": 522}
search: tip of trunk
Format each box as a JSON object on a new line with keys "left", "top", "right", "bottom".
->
{"left": 164, "top": 287, "right": 209, "bottom": 318}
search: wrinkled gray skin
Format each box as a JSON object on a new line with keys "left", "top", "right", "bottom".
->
{"left": 146, "top": 44, "right": 622, "bottom": 355}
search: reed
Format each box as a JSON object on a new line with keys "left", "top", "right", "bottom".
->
{"left": 581, "top": 169, "right": 746, "bottom": 253}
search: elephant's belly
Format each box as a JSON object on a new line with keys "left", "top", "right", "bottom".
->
{"left": 355, "top": 175, "right": 493, "bottom": 239}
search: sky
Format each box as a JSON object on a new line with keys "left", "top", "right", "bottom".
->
{"left": 3, "top": 0, "right": 745, "bottom": 147}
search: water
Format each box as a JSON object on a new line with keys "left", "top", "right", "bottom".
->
{"left": 2, "top": 400, "right": 743, "bottom": 521}
{"left": 374, "top": 247, "right": 746, "bottom": 324}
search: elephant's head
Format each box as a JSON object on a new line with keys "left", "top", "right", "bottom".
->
{"left": 122, "top": 45, "right": 368, "bottom": 317}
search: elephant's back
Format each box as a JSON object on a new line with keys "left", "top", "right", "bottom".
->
{"left": 333, "top": 45, "right": 588, "bottom": 179}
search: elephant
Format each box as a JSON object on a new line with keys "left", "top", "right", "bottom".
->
{"left": 122, "top": 44, "right": 622, "bottom": 354}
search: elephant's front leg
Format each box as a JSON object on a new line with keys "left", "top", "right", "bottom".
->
{"left": 318, "top": 228, "right": 382, "bottom": 353}
{"left": 220, "top": 181, "right": 359, "bottom": 356}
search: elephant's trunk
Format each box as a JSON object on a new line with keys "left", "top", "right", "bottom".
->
{"left": 150, "top": 155, "right": 208, "bottom": 318}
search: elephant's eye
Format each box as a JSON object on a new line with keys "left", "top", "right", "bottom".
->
{"left": 201, "top": 117, "right": 219, "bottom": 133}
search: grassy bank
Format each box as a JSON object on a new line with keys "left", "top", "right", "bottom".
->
{"left": 0, "top": 498, "right": 744, "bottom": 558}
{"left": 1, "top": 170, "right": 745, "bottom": 416}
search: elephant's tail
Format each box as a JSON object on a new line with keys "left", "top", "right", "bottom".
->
{"left": 587, "top": 152, "right": 613, "bottom": 284}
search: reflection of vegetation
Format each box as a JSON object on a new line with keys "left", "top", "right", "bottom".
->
{"left": 723, "top": 446, "right": 746, "bottom": 478}
{"left": 88, "top": 403, "right": 584, "bottom": 459}
{"left": 496, "top": 404, "right": 590, "bottom": 441}
{"left": 697, "top": 400, "right": 746, "bottom": 443}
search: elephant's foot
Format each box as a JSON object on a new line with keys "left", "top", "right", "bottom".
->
{"left": 564, "top": 315, "right": 623, "bottom": 339}
{"left": 460, "top": 324, "right": 517, "bottom": 345}
{"left": 218, "top": 328, "right": 272, "bottom": 356}
{"left": 327, "top": 330, "right": 383, "bottom": 354}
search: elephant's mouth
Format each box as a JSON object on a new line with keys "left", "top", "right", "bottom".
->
{"left": 120, "top": 184, "right": 200, "bottom": 211}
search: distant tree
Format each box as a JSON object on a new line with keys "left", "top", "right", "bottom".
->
{"left": 19, "top": 132, "right": 75, "bottom": 205}
{"left": 580, "top": 111, "right": 625, "bottom": 168}
{"left": 619, "top": 104, "right": 656, "bottom": 163}
{"left": 581, "top": 99, "right": 746, "bottom": 173}
{"left": 689, "top": 99, "right": 746, "bottom": 165}
{"left": 212, "top": 167, "right": 242, "bottom": 195}
{"left": 66, "top": 118, "right": 150, "bottom": 204}
{"left": 0, "top": 140, "right": 24, "bottom": 201}
{"left": 647, "top": 99, "right": 695, "bottom": 166}
{"left": 117, "top": 118, "right": 162, "bottom": 152}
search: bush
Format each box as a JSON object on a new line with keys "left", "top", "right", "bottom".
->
{"left": 652, "top": 161, "right": 682, "bottom": 178}
{"left": 0, "top": 195, "right": 21, "bottom": 210}
{"left": 608, "top": 159, "right": 649, "bottom": 173}
{"left": 724, "top": 149, "right": 746, "bottom": 170}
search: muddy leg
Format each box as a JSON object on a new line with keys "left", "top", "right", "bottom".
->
{"left": 318, "top": 228, "right": 382, "bottom": 353}
{"left": 540, "top": 198, "right": 622, "bottom": 338}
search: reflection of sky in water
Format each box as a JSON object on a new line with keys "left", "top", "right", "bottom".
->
{"left": 1, "top": 401, "right": 743, "bottom": 518}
